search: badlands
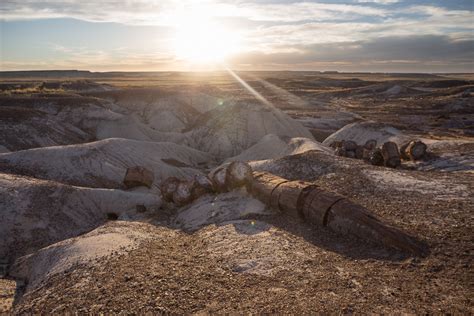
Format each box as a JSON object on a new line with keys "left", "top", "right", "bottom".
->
{"left": 0, "top": 71, "right": 472, "bottom": 313}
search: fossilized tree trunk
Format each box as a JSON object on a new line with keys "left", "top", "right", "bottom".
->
{"left": 250, "top": 171, "right": 427, "bottom": 256}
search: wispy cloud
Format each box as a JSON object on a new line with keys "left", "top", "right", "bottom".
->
{"left": 1, "top": 0, "right": 473, "bottom": 71}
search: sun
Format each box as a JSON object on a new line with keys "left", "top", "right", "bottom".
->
{"left": 172, "top": 12, "right": 242, "bottom": 65}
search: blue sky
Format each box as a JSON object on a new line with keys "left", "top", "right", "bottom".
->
{"left": 1, "top": 0, "right": 473, "bottom": 72}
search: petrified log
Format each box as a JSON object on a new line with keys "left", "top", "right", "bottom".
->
{"left": 355, "top": 146, "right": 364, "bottom": 159}
{"left": 251, "top": 171, "right": 289, "bottom": 205}
{"left": 345, "top": 150, "right": 356, "bottom": 159}
{"left": 272, "top": 180, "right": 316, "bottom": 218}
{"left": 225, "top": 161, "right": 253, "bottom": 189}
{"left": 364, "top": 139, "right": 377, "bottom": 150}
{"left": 406, "top": 140, "right": 427, "bottom": 160}
{"left": 172, "top": 181, "right": 193, "bottom": 206}
{"left": 160, "top": 177, "right": 181, "bottom": 202}
{"left": 381, "top": 142, "right": 401, "bottom": 168}
{"left": 399, "top": 141, "right": 410, "bottom": 160}
{"left": 327, "top": 200, "right": 427, "bottom": 256}
{"left": 335, "top": 147, "right": 346, "bottom": 157}
{"left": 123, "top": 166, "right": 154, "bottom": 188}
{"left": 250, "top": 171, "right": 427, "bottom": 256}
{"left": 209, "top": 165, "right": 229, "bottom": 192}
{"left": 329, "top": 141, "right": 343, "bottom": 149}
{"left": 190, "top": 174, "right": 214, "bottom": 199}
{"left": 342, "top": 140, "right": 357, "bottom": 151}
{"left": 369, "top": 148, "right": 384, "bottom": 166}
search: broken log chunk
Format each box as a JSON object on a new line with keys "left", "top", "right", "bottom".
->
{"left": 172, "top": 181, "right": 193, "bottom": 206}
{"left": 406, "top": 140, "right": 427, "bottom": 160}
{"left": 364, "top": 139, "right": 377, "bottom": 151}
{"left": 190, "top": 174, "right": 213, "bottom": 199}
{"left": 329, "top": 141, "right": 343, "bottom": 149}
{"left": 225, "top": 161, "right": 253, "bottom": 189}
{"left": 209, "top": 165, "right": 229, "bottom": 192}
{"left": 369, "top": 148, "right": 384, "bottom": 166}
{"left": 399, "top": 141, "right": 411, "bottom": 160}
{"left": 342, "top": 140, "right": 357, "bottom": 151}
{"left": 123, "top": 166, "right": 154, "bottom": 188}
{"left": 327, "top": 199, "right": 428, "bottom": 256}
{"left": 381, "top": 142, "right": 401, "bottom": 168}
{"left": 160, "top": 177, "right": 181, "bottom": 202}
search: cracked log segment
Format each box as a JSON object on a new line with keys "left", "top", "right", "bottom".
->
{"left": 250, "top": 171, "right": 428, "bottom": 256}
{"left": 209, "top": 161, "right": 253, "bottom": 193}
{"left": 400, "top": 140, "right": 428, "bottom": 161}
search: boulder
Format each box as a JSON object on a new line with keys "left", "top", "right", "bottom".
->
{"left": 123, "top": 166, "right": 154, "bottom": 188}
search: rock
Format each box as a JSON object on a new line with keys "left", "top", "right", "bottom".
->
{"left": 399, "top": 141, "right": 410, "bottom": 160}
{"left": 123, "top": 166, "right": 154, "bottom": 188}
{"left": 190, "top": 174, "right": 214, "bottom": 199}
{"left": 172, "top": 181, "right": 193, "bottom": 206}
{"left": 342, "top": 140, "right": 357, "bottom": 151}
{"left": 355, "top": 146, "right": 364, "bottom": 159}
{"left": 209, "top": 165, "right": 229, "bottom": 193}
{"left": 225, "top": 161, "right": 253, "bottom": 189}
{"left": 369, "top": 148, "right": 384, "bottom": 166}
{"left": 160, "top": 177, "right": 181, "bottom": 202}
{"left": 362, "top": 148, "right": 372, "bottom": 161}
{"left": 381, "top": 142, "right": 401, "bottom": 168}
{"left": 406, "top": 140, "right": 427, "bottom": 160}
{"left": 364, "top": 139, "right": 377, "bottom": 150}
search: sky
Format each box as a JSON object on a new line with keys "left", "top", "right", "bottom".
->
{"left": 0, "top": 0, "right": 473, "bottom": 72}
